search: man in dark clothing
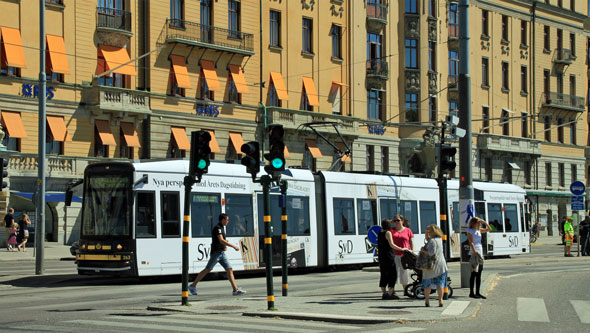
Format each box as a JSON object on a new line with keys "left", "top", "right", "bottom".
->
{"left": 559, "top": 216, "right": 566, "bottom": 245}
{"left": 3, "top": 208, "right": 14, "bottom": 250}
{"left": 580, "top": 216, "right": 590, "bottom": 256}
{"left": 189, "top": 213, "right": 246, "bottom": 296}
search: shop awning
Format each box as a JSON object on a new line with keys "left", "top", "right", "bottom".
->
{"left": 11, "top": 191, "right": 82, "bottom": 203}
{"left": 269, "top": 72, "right": 289, "bottom": 100}
{"left": 207, "top": 130, "right": 221, "bottom": 153}
{"left": 1, "top": 111, "right": 27, "bottom": 138}
{"left": 200, "top": 60, "right": 220, "bottom": 91}
{"left": 305, "top": 139, "right": 323, "bottom": 158}
{"left": 120, "top": 122, "right": 141, "bottom": 148}
{"left": 229, "top": 132, "right": 245, "bottom": 154}
{"left": 170, "top": 55, "right": 191, "bottom": 88}
{"left": 46, "top": 35, "right": 69, "bottom": 74}
{"left": 47, "top": 115, "right": 72, "bottom": 142}
{"left": 94, "top": 119, "right": 116, "bottom": 145}
{"left": 228, "top": 64, "right": 249, "bottom": 94}
{"left": 98, "top": 44, "right": 136, "bottom": 76}
{"left": 302, "top": 77, "right": 320, "bottom": 106}
{"left": 170, "top": 127, "right": 190, "bottom": 150}
{"left": 0, "top": 27, "right": 26, "bottom": 68}
{"left": 335, "top": 142, "right": 351, "bottom": 163}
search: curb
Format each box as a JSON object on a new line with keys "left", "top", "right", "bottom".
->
{"left": 242, "top": 311, "right": 398, "bottom": 324}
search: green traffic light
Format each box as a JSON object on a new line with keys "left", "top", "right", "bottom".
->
{"left": 271, "top": 158, "right": 284, "bottom": 169}
{"left": 197, "top": 159, "right": 207, "bottom": 169}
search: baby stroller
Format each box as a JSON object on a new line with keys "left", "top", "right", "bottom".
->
{"left": 401, "top": 251, "right": 453, "bottom": 299}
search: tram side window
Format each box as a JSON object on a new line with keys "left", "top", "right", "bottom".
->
{"left": 288, "top": 196, "right": 310, "bottom": 236}
{"left": 419, "top": 201, "right": 437, "bottom": 234}
{"left": 504, "top": 204, "right": 518, "bottom": 232}
{"left": 487, "top": 203, "right": 504, "bottom": 232}
{"left": 357, "top": 199, "right": 377, "bottom": 234}
{"left": 379, "top": 198, "right": 398, "bottom": 221}
{"left": 136, "top": 192, "right": 156, "bottom": 238}
{"left": 257, "top": 194, "right": 282, "bottom": 236}
{"left": 191, "top": 193, "right": 221, "bottom": 237}
{"left": 225, "top": 194, "right": 254, "bottom": 237}
{"left": 400, "top": 200, "right": 419, "bottom": 234}
{"left": 161, "top": 192, "right": 180, "bottom": 237}
{"left": 475, "top": 202, "right": 486, "bottom": 220}
{"left": 520, "top": 203, "right": 528, "bottom": 231}
{"left": 333, "top": 198, "right": 356, "bottom": 235}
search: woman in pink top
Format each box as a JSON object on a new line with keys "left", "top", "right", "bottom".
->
{"left": 391, "top": 214, "right": 414, "bottom": 296}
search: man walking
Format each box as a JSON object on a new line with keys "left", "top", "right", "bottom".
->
{"left": 189, "top": 213, "right": 246, "bottom": 296}
{"left": 2, "top": 208, "right": 14, "bottom": 250}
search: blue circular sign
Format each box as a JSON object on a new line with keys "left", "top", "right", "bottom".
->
{"left": 570, "top": 181, "right": 586, "bottom": 195}
{"left": 368, "top": 225, "right": 382, "bottom": 245}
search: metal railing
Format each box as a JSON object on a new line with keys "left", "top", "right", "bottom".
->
{"left": 366, "top": 59, "right": 388, "bottom": 79}
{"left": 159, "top": 18, "right": 254, "bottom": 53}
{"left": 542, "top": 92, "right": 585, "bottom": 111}
{"left": 367, "top": 3, "right": 388, "bottom": 21}
{"left": 554, "top": 48, "right": 574, "bottom": 64}
{"left": 448, "top": 75, "right": 458, "bottom": 88}
{"left": 96, "top": 7, "right": 132, "bottom": 32}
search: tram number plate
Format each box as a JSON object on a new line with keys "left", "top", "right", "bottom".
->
{"left": 508, "top": 236, "right": 519, "bottom": 247}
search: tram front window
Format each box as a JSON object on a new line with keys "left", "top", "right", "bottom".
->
{"left": 82, "top": 175, "right": 131, "bottom": 237}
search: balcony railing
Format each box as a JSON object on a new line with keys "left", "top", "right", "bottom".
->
{"left": 448, "top": 75, "right": 458, "bottom": 89}
{"left": 158, "top": 18, "right": 254, "bottom": 56}
{"left": 265, "top": 107, "right": 359, "bottom": 136}
{"left": 366, "top": 59, "right": 389, "bottom": 80}
{"left": 367, "top": 3, "right": 388, "bottom": 22}
{"left": 96, "top": 7, "right": 132, "bottom": 33}
{"left": 84, "top": 85, "right": 151, "bottom": 115}
{"left": 542, "top": 92, "right": 585, "bottom": 111}
{"left": 554, "top": 48, "right": 574, "bottom": 64}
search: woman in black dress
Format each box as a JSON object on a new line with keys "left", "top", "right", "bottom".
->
{"left": 377, "top": 219, "right": 408, "bottom": 299}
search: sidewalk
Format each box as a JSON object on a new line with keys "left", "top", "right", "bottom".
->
{"left": 0, "top": 242, "right": 73, "bottom": 262}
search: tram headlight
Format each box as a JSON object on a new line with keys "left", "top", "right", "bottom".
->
{"left": 116, "top": 244, "right": 123, "bottom": 250}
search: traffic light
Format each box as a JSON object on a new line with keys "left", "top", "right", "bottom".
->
{"left": 264, "top": 125, "right": 285, "bottom": 175}
{"left": 439, "top": 145, "right": 457, "bottom": 174}
{"left": 241, "top": 141, "right": 260, "bottom": 178}
{"left": 189, "top": 131, "right": 211, "bottom": 179}
{"left": 0, "top": 158, "right": 7, "bottom": 190}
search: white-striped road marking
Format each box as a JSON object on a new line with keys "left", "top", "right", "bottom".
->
{"left": 65, "top": 319, "right": 229, "bottom": 333}
{"left": 516, "top": 297, "right": 550, "bottom": 322}
{"left": 441, "top": 301, "right": 470, "bottom": 316}
{"left": 570, "top": 300, "right": 590, "bottom": 324}
{"left": 367, "top": 327, "right": 425, "bottom": 332}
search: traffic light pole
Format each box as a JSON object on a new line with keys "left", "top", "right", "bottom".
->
{"left": 181, "top": 175, "right": 195, "bottom": 306}
{"left": 261, "top": 175, "right": 275, "bottom": 310}
{"left": 36, "top": 0, "right": 47, "bottom": 275}
{"left": 280, "top": 180, "right": 288, "bottom": 296}
{"left": 437, "top": 124, "right": 450, "bottom": 300}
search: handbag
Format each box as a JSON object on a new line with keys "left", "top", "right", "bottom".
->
{"left": 416, "top": 242, "right": 437, "bottom": 270}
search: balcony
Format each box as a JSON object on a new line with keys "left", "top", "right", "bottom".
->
{"left": 477, "top": 134, "right": 542, "bottom": 156}
{"left": 4, "top": 153, "right": 101, "bottom": 179}
{"left": 265, "top": 107, "right": 359, "bottom": 137}
{"left": 448, "top": 23, "right": 459, "bottom": 49}
{"left": 366, "top": 59, "right": 389, "bottom": 80}
{"left": 448, "top": 75, "right": 458, "bottom": 90}
{"left": 96, "top": 7, "right": 132, "bottom": 35}
{"left": 366, "top": 2, "right": 388, "bottom": 30}
{"left": 83, "top": 85, "right": 151, "bottom": 116}
{"left": 157, "top": 19, "right": 254, "bottom": 56}
{"left": 542, "top": 92, "right": 586, "bottom": 112}
{"left": 553, "top": 48, "right": 574, "bottom": 65}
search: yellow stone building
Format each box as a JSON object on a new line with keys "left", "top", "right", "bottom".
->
{"left": 0, "top": 0, "right": 588, "bottom": 244}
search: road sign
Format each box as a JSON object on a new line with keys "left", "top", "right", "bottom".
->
{"left": 367, "top": 225, "right": 382, "bottom": 245}
{"left": 570, "top": 181, "right": 586, "bottom": 196}
{"left": 571, "top": 195, "right": 585, "bottom": 211}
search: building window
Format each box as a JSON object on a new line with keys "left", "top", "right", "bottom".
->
{"left": 168, "top": 135, "right": 186, "bottom": 158}
{"left": 571, "top": 0, "right": 575, "bottom": 11}
{"left": 331, "top": 84, "right": 342, "bottom": 114}
{"left": 448, "top": 3, "right": 458, "bottom": 38}
{"left": 546, "top": 162, "right": 552, "bottom": 186}
{"left": 301, "top": 91, "right": 313, "bottom": 111}
{"left": 521, "top": 20, "right": 527, "bottom": 46}
{"left": 543, "top": 69, "right": 550, "bottom": 102}
{"left": 504, "top": 162, "right": 512, "bottom": 184}
{"left": 482, "top": 10, "right": 489, "bottom": 37}
{"left": 406, "top": 0, "right": 417, "bottom": 13}
{"left": 501, "top": 109, "right": 509, "bottom": 136}
{"left": 97, "top": 53, "right": 127, "bottom": 88}
{"left": 543, "top": 26, "right": 550, "bottom": 51}
{"left": 557, "top": 118, "right": 564, "bottom": 143}
{"left": 570, "top": 74, "right": 576, "bottom": 97}
{"left": 1, "top": 132, "right": 20, "bottom": 152}
{"left": 482, "top": 57, "right": 489, "bottom": 87}
{"left": 227, "top": 76, "right": 241, "bottom": 104}
{"left": 521, "top": 112, "right": 528, "bottom": 138}
{"left": 501, "top": 62, "right": 509, "bottom": 91}
{"left": 485, "top": 157, "right": 492, "bottom": 181}
{"left": 571, "top": 164, "right": 577, "bottom": 181}
{"left": 449, "top": 50, "right": 459, "bottom": 86}
{"left": 405, "top": 39, "right": 418, "bottom": 69}
{"left": 428, "top": 0, "right": 436, "bottom": 17}
{"left": 367, "top": 145, "right": 375, "bottom": 172}
{"left": 556, "top": 73, "right": 563, "bottom": 95}
{"left": 570, "top": 120, "right": 576, "bottom": 145}
{"left": 381, "top": 146, "right": 389, "bottom": 173}
{"left": 429, "top": 97, "right": 437, "bottom": 123}
{"left": 46, "top": 131, "right": 63, "bottom": 155}
{"left": 200, "top": 0, "right": 212, "bottom": 42}
{"left": 524, "top": 161, "right": 531, "bottom": 185}
{"left": 501, "top": 15, "right": 509, "bottom": 41}
{"left": 169, "top": 65, "right": 184, "bottom": 97}
{"left": 570, "top": 33, "right": 575, "bottom": 56}
{"left": 268, "top": 83, "right": 280, "bottom": 107}
{"left": 521, "top": 66, "right": 527, "bottom": 94}
{"left": 367, "top": 32, "right": 383, "bottom": 61}
{"left": 557, "top": 29, "right": 563, "bottom": 50}
{"left": 170, "top": 0, "right": 184, "bottom": 26}
{"left": 367, "top": 89, "right": 384, "bottom": 120}
{"left": 559, "top": 163, "right": 565, "bottom": 187}
{"left": 331, "top": 25, "right": 342, "bottom": 60}
{"left": 269, "top": 10, "right": 281, "bottom": 47}
{"left": 94, "top": 126, "right": 109, "bottom": 157}
{"left": 199, "top": 70, "right": 214, "bottom": 100}
{"left": 428, "top": 41, "right": 436, "bottom": 71}
{"left": 120, "top": 127, "right": 133, "bottom": 159}
{"left": 544, "top": 116, "right": 551, "bottom": 142}
{"left": 558, "top": 0, "right": 563, "bottom": 8}
{"left": 405, "top": 93, "right": 418, "bottom": 122}
{"left": 304, "top": 145, "right": 317, "bottom": 172}
{"left": 228, "top": 0, "right": 240, "bottom": 38}
{"left": 449, "top": 100, "right": 458, "bottom": 114}
{"left": 482, "top": 106, "right": 489, "bottom": 134}
{"left": 302, "top": 17, "right": 313, "bottom": 53}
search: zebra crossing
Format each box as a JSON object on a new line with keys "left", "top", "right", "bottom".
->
{"left": 517, "top": 298, "right": 590, "bottom": 323}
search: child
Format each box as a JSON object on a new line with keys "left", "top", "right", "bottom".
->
{"left": 7, "top": 223, "right": 17, "bottom": 251}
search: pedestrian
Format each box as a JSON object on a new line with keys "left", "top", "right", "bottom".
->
{"left": 421, "top": 225, "right": 448, "bottom": 307}
{"left": 391, "top": 214, "right": 414, "bottom": 297}
{"left": 377, "top": 219, "right": 408, "bottom": 300}
{"left": 7, "top": 223, "right": 18, "bottom": 251}
{"left": 2, "top": 208, "right": 15, "bottom": 250}
{"left": 17, "top": 214, "right": 31, "bottom": 252}
{"left": 563, "top": 217, "right": 574, "bottom": 257}
{"left": 467, "top": 217, "right": 492, "bottom": 299}
{"left": 188, "top": 213, "right": 246, "bottom": 296}
{"left": 580, "top": 216, "right": 590, "bottom": 256}
{"left": 559, "top": 216, "right": 566, "bottom": 245}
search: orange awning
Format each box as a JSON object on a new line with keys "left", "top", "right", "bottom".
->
{"left": 94, "top": 119, "right": 116, "bottom": 145}
{"left": 1, "top": 27, "right": 26, "bottom": 68}
{"left": 1, "top": 111, "right": 27, "bottom": 138}
{"left": 229, "top": 132, "right": 245, "bottom": 154}
{"left": 269, "top": 72, "right": 289, "bottom": 100}
{"left": 46, "top": 115, "right": 71, "bottom": 142}
{"left": 200, "top": 60, "right": 220, "bottom": 91}
{"left": 120, "top": 122, "right": 141, "bottom": 148}
{"left": 170, "top": 55, "right": 191, "bottom": 89}
{"left": 335, "top": 142, "right": 351, "bottom": 163}
{"left": 302, "top": 77, "right": 320, "bottom": 106}
{"left": 170, "top": 127, "right": 190, "bottom": 150}
{"left": 305, "top": 139, "right": 322, "bottom": 158}
{"left": 284, "top": 145, "right": 290, "bottom": 158}
{"left": 228, "top": 64, "right": 249, "bottom": 94}
{"left": 98, "top": 45, "right": 136, "bottom": 76}
{"left": 206, "top": 130, "right": 221, "bottom": 153}
{"left": 46, "top": 35, "right": 69, "bottom": 74}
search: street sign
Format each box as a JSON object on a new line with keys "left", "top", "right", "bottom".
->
{"left": 367, "top": 225, "right": 382, "bottom": 245}
{"left": 571, "top": 195, "right": 585, "bottom": 211}
{"left": 570, "top": 181, "right": 586, "bottom": 195}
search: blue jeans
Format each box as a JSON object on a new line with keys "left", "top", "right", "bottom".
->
{"left": 205, "top": 251, "right": 232, "bottom": 271}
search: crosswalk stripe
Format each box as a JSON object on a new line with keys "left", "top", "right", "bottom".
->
{"left": 441, "top": 301, "right": 470, "bottom": 316}
{"left": 517, "top": 297, "right": 550, "bottom": 322}
{"left": 570, "top": 300, "right": 590, "bottom": 324}
{"left": 367, "top": 327, "right": 425, "bottom": 332}
{"left": 64, "top": 319, "right": 228, "bottom": 333}
{"left": 19, "top": 324, "right": 81, "bottom": 333}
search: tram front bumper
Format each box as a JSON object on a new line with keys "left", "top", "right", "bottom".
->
{"left": 76, "top": 253, "right": 135, "bottom": 276}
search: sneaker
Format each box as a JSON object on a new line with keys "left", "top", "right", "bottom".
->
{"left": 389, "top": 294, "right": 400, "bottom": 300}
{"left": 188, "top": 285, "right": 198, "bottom": 295}
{"left": 232, "top": 288, "right": 246, "bottom": 296}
